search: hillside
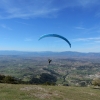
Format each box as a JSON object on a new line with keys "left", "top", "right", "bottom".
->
{"left": 0, "top": 83, "right": 100, "bottom": 100}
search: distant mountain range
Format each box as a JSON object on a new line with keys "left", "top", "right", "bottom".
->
{"left": 0, "top": 50, "right": 100, "bottom": 58}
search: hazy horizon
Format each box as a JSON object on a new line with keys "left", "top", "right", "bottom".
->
{"left": 0, "top": 50, "right": 100, "bottom": 53}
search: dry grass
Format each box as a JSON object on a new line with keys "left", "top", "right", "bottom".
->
{"left": 0, "top": 83, "right": 100, "bottom": 100}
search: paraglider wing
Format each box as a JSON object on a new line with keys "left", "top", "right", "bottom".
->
{"left": 38, "top": 34, "right": 71, "bottom": 48}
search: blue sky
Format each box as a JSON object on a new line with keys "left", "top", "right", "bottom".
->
{"left": 0, "top": 0, "right": 100, "bottom": 52}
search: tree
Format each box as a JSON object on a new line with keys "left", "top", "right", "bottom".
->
{"left": 40, "top": 73, "right": 57, "bottom": 84}
{"left": 29, "top": 73, "right": 57, "bottom": 85}
{"left": 29, "top": 77, "right": 41, "bottom": 84}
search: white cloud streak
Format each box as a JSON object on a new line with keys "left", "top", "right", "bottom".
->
{"left": 73, "top": 37, "right": 100, "bottom": 42}
{"left": 0, "top": 24, "right": 12, "bottom": 30}
{"left": 75, "top": 26, "right": 86, "bottom": 30}
{"left": 15, "top": 21, "right": 29, "bottom": 25}
{"left": 0, "top": 0, "right": 59, "bottom": 19}
{"left": 24, "top": 38, "right": 33, "bottom": 42}
{"left": 0, "top": 0, "right": 100, "bottom": 19}
{"left": 76, "top": 0, "right": 100, "bottom": 7}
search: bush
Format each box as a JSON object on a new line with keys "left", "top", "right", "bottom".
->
{"left": 3, "top": 76, "right": 16, "bottom": 83}
{"left": 0, "top": 74, "right": 5, "bottom": 83}
{"left": 0, "top": 74, "right": 21, "bottom": 84}
{"left": 92, "top": 78, "right": 100, "bottom": 86}
{"left": 79, "top": 81, "right": 87, "bottom": 87}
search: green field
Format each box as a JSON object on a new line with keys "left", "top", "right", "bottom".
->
{"left": 0, "top": 83, "right": 100, "bottom": 100}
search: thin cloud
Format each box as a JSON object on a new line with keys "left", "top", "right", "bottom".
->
{"left": 0, "top": 0, "right": 100, "bottom": 19}
{"left": 0, "top": 24, "right": 12, "bottom": 30}
{"left": 15, "top": 21, "right": 29, "bottom": 25}
{"left": 95, "top": 12, "right": 100, "bottom": 18}
{"left": 74, "top": 25, "right": 100, "bottom": 35}
{"left": 73, "top": 37, "right": 100, "bottom": 42}
{"left": 75, "top": 26, "right": 85, "bottom": 30}
{"left": 24, "top": 38, "right": 33, "bottom": 42}
{"left": 0, "top": 0, "right": 60, "bottom": 19}
{"left": 76, "top": 0, "right": 100, "bottom": 7}
{"left": 94, "top": 40, "right": 100, "bottom": 43}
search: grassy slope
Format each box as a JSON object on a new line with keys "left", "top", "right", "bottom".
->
{"left": 0, "top": 83, "right": 100, "bottom": 100}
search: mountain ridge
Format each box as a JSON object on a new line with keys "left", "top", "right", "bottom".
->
{"left": 0, "top": 50, "right": 100, "bottom": 57}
